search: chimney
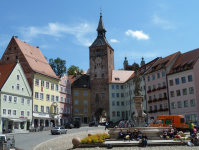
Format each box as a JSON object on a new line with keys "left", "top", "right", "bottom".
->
{"left": 36, "top": 46, "right": 39, "bottom": 48}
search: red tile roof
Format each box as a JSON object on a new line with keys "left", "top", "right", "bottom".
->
{"left": 147, "top": 51, "right": 180, "bottom": 74}
{"left": 68, "top": 75, "right": 75, "bottom": 87}
{"left": 0, "top": 63, "right": 16, "bottom": 89}
{"left": 169, "top": 48, "right": 199, "bottom": 74}
{"left": 14, "top": 37, "right": 59, "bottom": 80}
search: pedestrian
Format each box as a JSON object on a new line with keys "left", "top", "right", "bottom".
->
{"left": 188, "top": 120, "right": 192, "bottom": 136}
{"left": 3, "top": 126, "right": 6, "bottom": 134}
{"left": 137, "top": 128, "right": 142, "bottom": 141}
{"left": 41, "top": 123, "right": 44, "bottom": 131}
{"left": 142, "top": 133, "right": 148, "bottom": 147}
{"left": 105, "top": 121, "right": 109, "bottom": 130}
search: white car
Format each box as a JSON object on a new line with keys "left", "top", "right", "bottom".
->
{"left": 0, "top": 134, "right": 10, "bottom": 147}
{"left": 51, "top": 127, "right": 67, "bottom": 135}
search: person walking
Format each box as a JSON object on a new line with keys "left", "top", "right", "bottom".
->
{"left": 105, "top": 121, "right": 109, "bottom": 130}
{"left": 188, "top": 121, "right": 192, "bottom": 136}
{"left": 3, "top": 126, "right": 6, "bottom": 134}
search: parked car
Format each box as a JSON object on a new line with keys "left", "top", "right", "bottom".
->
{"left": 0, "top": 134, "right": 10, "bottom": 147}
{"left": 89, "top": 121, "right": 98, "bottom": 127}
{"left": 51, "top": 127, "right": 67, "bottom": 135}
{"left": 65, "top": 123, "right": 74, "bottom": 129}
{"left": 69, "top": 121, "right": 81, "bottom": 128}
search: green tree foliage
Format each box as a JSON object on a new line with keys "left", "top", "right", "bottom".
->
{"left": 67, "top": 65, "right": 84, "bottom": 75}
{"left": 49, "top": 57, "right": 67, "bottom": 77}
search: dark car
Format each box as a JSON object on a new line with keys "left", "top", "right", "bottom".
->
{"left": 89, "top": 121, "right": 98, "bottom": 127}
{"left": 65, "top": 123, "right": 74, "bottom": 129}
{"left": 69, "top": 121, "right": 81, "bottom": 128}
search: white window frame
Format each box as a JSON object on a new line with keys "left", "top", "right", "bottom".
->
{"left": 75, "top": 108, "right": 78, "bottom": 113}
{"left": 68, "top": 98, "right": 70, "bottom": 104}
{"left": 46, "top": 94, "right": 50, "bottom": 101}
{"left": 75, "top": 100, "right": 78, "bottom": 105}
{"left": 22, "top": 87, "right": 24, "bottom": 91}
{"left": 61, "top": 97, "right": 63, "bottom": 102}
{"left": 61, "top": 107, "right": 64, "bottom": 113}
{"left": 27, "top": 111, "right": 30, "bottom": 117}
{"left": 56, "top": 96, "right": 59, "bottom": 102}
{"left": 41, "top": 105, "right": 44, "bottom": 112}
{"left": 27, "top": 99, "right": 30, "bottom": 106}
{"left": 8, "top": 109, "right": 11, "bottom": 116}
{"left": 46, "top": 82, "right": 49, "bottom": 89}
{"left": 13, "top": 109, "right": 17, "bottom": 116}
{"left": 51, "top": 83, "right": 54, "bottom": 90}
{"left": 41, "top": 80, "right": 45, "bottom": 87}
{"left": 21, "top": 110, "right": 25, "bottom": 117}
{"left": 75, "top": 90, "right": 78, "bottom": 96}
{"left": 16, "top": 84, "right": 20, "bottom": 90}
{"left": 84, "top": 100, "right": 87, "bottom": 105}
{"left": 35, "top": 92, "right": 39, "bottom": 99}
{"left": 35, "top": 79, "right": 39, "bottom": 86}
{"left": 56, "top": 84, "right": 59, "bottom": 91}
{"left": 84, "top": 108, "right": 88, "bottom": 113}
{"left": 84, "top": 91, "right": 87, "bottom": 96}
{"left": 61, "top": 87, "right": 63, "bottom": 92}
{"left": 65, "top": 98, "right": 67, "bottom": 103}
{"left": 34, "top": 105, "right": 38, "bottom": 112}
{"left": 3, "top": 95, "right": 7, "bottom": 102}
{"left": 46, "top": 106, "right": 50, "bottom": 113}
{"left": 40, "top": 93, "right": 44, "bottom": 100}
{"left": 68, "top": 108, "right": 70, "bottom": 114}
{"left": 17, "top": 74, "right": 20, "bottom": 80}
{"left": 3, "top": 109, "right": 7, "bottom": 115}
{"left": 12, "top": 85, "right": 14, "bottom": 89}
{"left": 13, "top": 97, "right": 17, "bottom": 104}
{"left": 51, "top": 95, "right": 54, "bottom": 102}
{"left": 21, "top": 98, "right": 25, "bottom": 105}
{"left": 8, "top": 96, "right": 12, "bottom": 103}
{"left": 64, "top": 107, "right": 67, "bottom": 113}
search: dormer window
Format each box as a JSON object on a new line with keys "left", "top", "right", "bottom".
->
{"left": 180, "top": 67, "right": 184, "bottom": 70}
{"left": 115, "top": 78, "right": 120, "bottom": 81}
{"left": 174, "top": 69, "right": 177, "bottom": 72}
{"left": 152, "top": 67, "right": 155, "bottom": 71}
{"left": 161, "top": 64, "right": 165, "bottom": 67}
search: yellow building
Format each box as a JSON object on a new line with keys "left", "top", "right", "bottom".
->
{"left": 32, "top": 73, "right": 60, "bottom": 127}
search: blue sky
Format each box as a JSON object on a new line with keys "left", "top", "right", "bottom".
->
{"left": 1, "top": 1, "right": 199, "bottom": 71}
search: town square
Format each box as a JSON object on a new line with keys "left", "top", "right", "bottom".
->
{"left": 0, "top": 0, "right": 199, "bottom": 149}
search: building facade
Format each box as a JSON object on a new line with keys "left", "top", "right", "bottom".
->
{"left": 59, "top": 74, "right": 72, "bottom": 125}
{"left": 0, "top": 62, "right": 32, "bottom": 133}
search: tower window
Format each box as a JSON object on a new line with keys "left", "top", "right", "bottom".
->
{"left": 15, "top": 47, "right": 16, "bottom": 50}
{"left": 7, "top": 57, "right": 9, "bottom": 60}
{"left": 96, "top": 49, "right": 100, "bottom": 52}
{"left": 16, "top": 56, "right": 18, "bottom": 59}
{"left": 102, "top": 73, "right": 104, "bottom": 77}
{"left": 9, "top": 48, "right": 11, "bottom": 50}
{"left": 101, "top": 65, "right": 103, "bottom": 68}
{"left": 94, "top": 74, "right": 97, "bottom": 77}
{"left": 94, "top": 66, "right": 96, "bottom": 69}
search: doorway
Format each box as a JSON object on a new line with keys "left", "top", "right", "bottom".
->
{"left": 84, "top": 117, "right": 87, "bottom": 123}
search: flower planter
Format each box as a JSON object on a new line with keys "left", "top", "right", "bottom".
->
{"left": 152, "top": 89, "right": 156, "bottom": 92}
{"left": 162, "top": 97, "right": 167, "bottom": 100}
{"left": 153, "top": 110, "right": 158, "bottom": 113}
{"left": 157, "top": 98, "right": 162, "bottom": 101}
{"left": 148, "top": 110, "right": 153, "bottom": 113}
{"left": 148, "top": 100, "right": 152, "bottom": 103}
{"left": 157, "top": 87, "right": 162, "bottom": 90}
{"left": 147, "top": 90, "right": 151, "bottom": 93}
{"left": 162, "top": 86, "right": 166, "bottom": 89}
{"left": 158, "top": 109, "right": 164, "bottom": 112}
{"left": 152, "top": 99, "right": 157, "bottom": 102}
{"left": 164, "top": 108, "right": 168, "bottom": 111}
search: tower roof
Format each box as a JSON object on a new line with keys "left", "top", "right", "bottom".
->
{"left": 97, "top": 13, "right": 106, "bottom": 32}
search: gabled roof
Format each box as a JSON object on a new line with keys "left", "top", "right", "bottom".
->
{"left": 14, "top": 37, "right": 59, "bottom": 80}
{"left": 108, "top": 70, "right": 134, "bottom": 83}
{"left": 169, "top": 48, "right": 199, "bottom": 74}
{"left": 73, "top": 74, "right": 90, "bottom": 88}
{"left": 68, "top": 75, "right": 75, "bottom": 87}
{"left": 147, "top": 51, "right": 180, "bottom": 74}
{"left": 0, "top": 63, "right": 16, "bottom": 89}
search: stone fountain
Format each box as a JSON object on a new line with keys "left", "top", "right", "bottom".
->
{"left": 132, "top": 70, "right": 146, "bottom": 127}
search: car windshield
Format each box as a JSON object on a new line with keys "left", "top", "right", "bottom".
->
{"left": 54, "top": 127, "right": 59, "bottom": 129}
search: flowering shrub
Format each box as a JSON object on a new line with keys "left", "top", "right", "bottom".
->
{"left": 174, "top": 135, "right": 180, "bottom": 138}
{"left": 173, "top": 138, "right": 179, "bottom": 141}
{"left": 181, "top": 134, "right": 185, "bottom": 137}
{"left": 186, "top": 137, "right": 190, "bottom": 140}
{"left": 81, "top": 133, "right": 109, "bottom": 144}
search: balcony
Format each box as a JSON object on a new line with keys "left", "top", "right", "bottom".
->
{"left": 148, "top": 110, "right": 153, "bottom": 113}
{"left": 164, "top": 108, "right": 169, "bottom": 111}
{"left": 153, "top": 109, "right": 158, "bottom": 113}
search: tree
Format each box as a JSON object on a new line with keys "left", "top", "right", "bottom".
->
{"left": 67, "top": 65, "right": 83, "bottom": 75}
{"left": 49, "top": 57, "right": 67, "bottom": 77}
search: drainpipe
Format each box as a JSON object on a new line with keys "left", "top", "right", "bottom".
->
{"left": 165, "top": 68, "right": 171, "bottom": 115}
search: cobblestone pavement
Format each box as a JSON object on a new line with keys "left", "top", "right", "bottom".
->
{"left": 34, "top": 128, "right": 198, "bottom": 150}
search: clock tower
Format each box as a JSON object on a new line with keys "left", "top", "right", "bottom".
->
{"left": 89, "top": 13, "right": 114, "bottom": 121}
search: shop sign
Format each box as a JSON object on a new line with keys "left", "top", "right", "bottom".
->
{"left": 19, "top": 117, "right": 28, "bottom": 119}
{"left": 39, "top": 114, "right": 46, "bottom": 116}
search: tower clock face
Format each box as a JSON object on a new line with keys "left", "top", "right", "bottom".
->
{"left": 95, "top": 57, "right": 103, "bottom": 65}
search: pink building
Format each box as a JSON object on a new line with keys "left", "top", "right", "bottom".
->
{"left": 168, "top": 49, "right": 199, "bottom": 125}
{"left": 59, "top": 74, "right": 72, "bottom": 125}
{"left": 145, "top": 52, "right": 180, "bottom": 120}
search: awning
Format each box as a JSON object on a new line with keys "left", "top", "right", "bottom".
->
{"left": 33, "top": 116, "right": 51, "bottom": 119}
{"left": 9, "top": 119, "right": 26, "bottom": 122}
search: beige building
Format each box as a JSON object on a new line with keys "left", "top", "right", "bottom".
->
{"left": 69, "top": 74, "right": 91, "bottom": 123}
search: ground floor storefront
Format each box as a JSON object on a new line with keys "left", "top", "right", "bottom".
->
{"left": 1, "top": 117, "right": 30, "bottom": 133}
{"left": 60, "top": 114, "right": 72, "bottom": 125}
{"left": 73, "top": 115, "right": 90, "bottom": 123}
{"left": 32, "top": 113, "right": 60, "bottom": 128}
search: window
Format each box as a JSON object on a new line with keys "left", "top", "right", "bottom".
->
{"left": 158, "top": 83, "right": 161, "bottom": 88}
{"left": 46, "top": 82, "right": 49, "bottom": 89}
{"left": 51, "top": 83, "right": 54, "bottom": 90}
{"left": 160, "top": 104, "right": 163, "bottom": 109}
{"left": 67, "top": 89, "right": 69, "bottom": 94}
{"left": 65, "top": 98, "right": 67, "bottom": 103}
{"left": 149, "top": 106, "right": 152, "bottom": 111}
{"left": 40, "top": 93, "right": 44, "bottom": 100}
{"left": 84, "top": 91, "right": 87, "bottom": 96}
{"left": 75, "top": 91, "right": 78, "bottom": 96}
{"left": 55, "top": 96, "right": 59, "bottom": 102}
{"left": 117, "top": 101, "right": 120, "bottom": 106}
{"left": 157, "top": 73, "right": 160, "bottom": 78}
{"left": 84, "top": 108, "right": 88, "bottom": 113}
{"left": 64, "top": 107, "right": 67, "bottom": 113}
{"left": 116, "top": 93, "right": 119, "bottom": 98}
{"left": 35, "top": 92, "right": 39, "bottom": 99}
{"left": 148, "top": 76, "right": 150, "bottom": 82}
{"left": 112, "top": 93, "right": 115, "bottom": 98}
{"left": 152, "top": 74, "right": 155, "bottom": 80}
{"left": 64, "top": 88, "right": 66, "bottom": 93}
{"left": 41, "top": 106, "right": 44, "bottom": 112}
{"left": 121, "top": 85, "right": 123, "bottom": 89}
{"left": 46, "top": 94, "right": 50, "bottom": 101}
{"left": 68, "top": 98, "right": 70, "bottom": 104}
{"left": 121, "top": 93, "right": 124, "bottom": 97}
{"left": 117, "top": 111, "right": 120, "bottom": 117}
{"left": 16, "top": 84, "right": 20, "bottom": 90}
{"left": 176, "top": 90, "right": 181, "bottom": 96}
{"left": 149, "top": 96, "right": 152, "bottom": 100}
{"left": 9, "top": 96, "right": 12, "bottom": 103}
{"left": 170, "top": 91, "right": 174, "bottom": 97}
{"left": 35, "top": 79, "right": 39, "bottom": 86}
{"left": 102, "top": 73, "right": 104, "bottom": 77}
{"left": 175, "top": 78, "right": 179, "bottom": 85}
{"left": 7, "top": 57, "right": 9, "bottom": 60}
{"left": 46, "top": 107, "right": 49, "bottom": 113}
{"left": 3, "top": 109, "right": 6, "bottom": 115}
{"left": 21, "top": 98, "right": 24, "bottom": 105}
{"left": 21, "top": 111, "right": 24, "bottom": 117}
{"left": 189, "top": 87, "right": 194, "bottom": 94}
{"left": 75, "top": 108, "right": 78, "bottom": 113}
{"left": 68, "top": 108, "right": 70, "bottom": 114}
{"left": 182, "top": 88, "right": 187, "bottom": 95}
{"left": 22, "top": 88, "right": 24, "bottom": 91}
{"left": 121, "top": 102, "right": 124, "bottom": 106}
{"left": 154, "top": 105, "right": 157, "bottom": 110}
{"left": 169, "top": 80, "right": 173, "bottom": 86}
{"left": 116, "top": 85, "right": 119, "bottom": 89}
{"left": 122, "top": 111, "right": 125, "bottom": 117}
{"left": 159, "top": 93, "right": 162, "bottom": 98}
{"left": 51, "top": 95, "right": 54, "bottom": 102}
{"left": 17, "top": 75, "right": 20, "bottom": 80}
{"left": 190, "top": 99, "right": 195, "bottom": 107}
{"left": 61, "top": 107, "right": 63, "bottom": 113}
{"left": 171, "top": 102, "right": 175, "bottom": 109}
{"left": 177, "top": 101, "right": 182, "bottom": 108}
{"left": 7, "top": 109, "right": 11, "bottom": 116}
{"left": 164, "top": 103, "right": 168, "bottom": 108}
{"left": 148, "top": 86, "right": 151, "bottom": 90}
{"left": 112, "top": 101, "right": 115, "bottom": 106}
{"left": 61, "top": 87, "right": 63, "bottom": 92}
{"left": 112, "top": 85, "right": 114, "bottom": 89}
{"left": 181, "top": 77, "right": 186, "bottom": 83}
{"left": 102, "top": 93, "right": 105, "bottom": 98}
{"left": 61, "top": 97, "right": 63, "bottom": 102}
{"left": 184, "top": 100, "right": 188, "bottom": 107}
{"left": 188, "top": 75, "right": 193, "bottom": 82}
{"left": 14, "top": 97, "right": 17, "bottom": 103}
{"left": 56, "top": 84, "right": 58, "bottom": 91}
{"left": 84, "top": 100, "right": 87, "bottom": 105}
{"left": 75, "top": 100, "right": 78, "bottom": 105}
{"left": 162, "top": 71, "right": 165, "bottom": 77}
{"left": 27, "top": 99, "right": 30, "bottom": 105}
{"left": 27, "top": 111, "right": 30, "bottom": 117}
{"left": 162, "top": 82, "right": 166, "bottom": 86}
{"left": 12, "top": 85, "right": 14, "bottom": 89}
{"left": 153, "top": 85, "right": 156, "bottom": 89}
{"left": 13, "top": 110, "right": 16, "bottom": 116}
{"left": 41, "top": 80, "right": 44, "bottom": 87}
{"left": 112, "top": 111, "right": 115, "bottom": 117}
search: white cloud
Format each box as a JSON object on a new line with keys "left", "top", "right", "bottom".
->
{"left": 18, "top": 22, "right": 95, "bottom": 47}
{"left": 125, "top": 30, "right": 149, "bottom": 40}
{"left": 152, "top": 15, "right": 174, "bottom": 30}
{"left": 110, "top": 39, "right": 119, "bottom": 43}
